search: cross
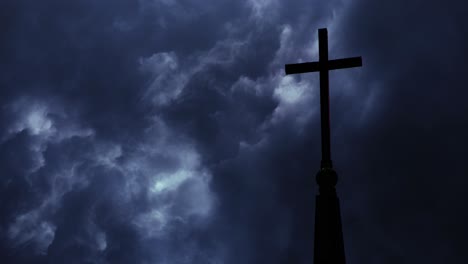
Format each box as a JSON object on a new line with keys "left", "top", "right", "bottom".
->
{"left": 285, "top": 28, "right": 362, "bottom": 169}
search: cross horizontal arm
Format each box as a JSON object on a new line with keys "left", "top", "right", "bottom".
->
{"left": 284, "top": 56, "right": 362, "bottom": 75}
{"left": 328, "top": 56, "right": 362, "bottom": 71}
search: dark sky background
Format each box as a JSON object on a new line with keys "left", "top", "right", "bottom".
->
{"left": 1, "top": 0, "right": 467, "bottom": 263}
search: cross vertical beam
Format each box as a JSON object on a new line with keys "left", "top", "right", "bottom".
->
{"left": 318, "top": 28, "right": 332, "bottom": 169}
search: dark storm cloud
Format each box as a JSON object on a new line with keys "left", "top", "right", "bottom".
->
{"left": 327, "top": 0, "right": 468, "bottom": 263}
{"left": 1, "top": 0, "right": 467, "bottom": 263}
{"left": 0, "top": 1, "right": 221, "bottom": 263}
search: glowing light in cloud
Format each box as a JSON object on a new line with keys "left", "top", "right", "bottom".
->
{"left": 275, "top": 75, "right": 307, "bottom": 104}
{"left": 95, "top": 232, "right": 107, "bottom": 252}
{"left": 6, "top": 101, "right": 55, "bottom": 138}
{"left": 151, "top": 169, "right": 191, "bottom": 194}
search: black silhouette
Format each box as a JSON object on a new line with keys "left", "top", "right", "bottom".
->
{"left": 285, "top": 28, "right": 362, "bottom": 264}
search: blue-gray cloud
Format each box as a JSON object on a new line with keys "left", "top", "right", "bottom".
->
{"left": 1, "top": 0, "right": 467, "bottom": 263}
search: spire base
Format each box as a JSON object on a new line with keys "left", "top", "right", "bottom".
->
{"left": 314, "top": 167, "right": 346, "bottom": 264}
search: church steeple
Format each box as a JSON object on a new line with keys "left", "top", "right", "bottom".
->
{"left": 285, "top": 28, "right": 362, "bottom": 263}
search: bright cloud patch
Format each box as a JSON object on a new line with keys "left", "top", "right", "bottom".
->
{"left": 4, "top": 97, "right": 94, "bottom": 142}
{"left": 268, "top": 74, "right": 317, "bottom": 128}
{"left": 275, "top": 75, "right": 307, "bottom": 104}
{"left": 151, "top": 169, "right": 191, "bottom": 194}
{"left": 140, "top": 52, "right": 189, "bottom": 106}
{"left": 6, "top": 100, "right": 55, "bottom": 138}
{"left": 126, "top": 123, "right": 215, "bottom": 239}
{"left": 247, "top": 0, "right": 278, "bottom": 20}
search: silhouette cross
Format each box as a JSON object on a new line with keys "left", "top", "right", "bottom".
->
{"left": 285, "top": 28, "right": 362, "bottom": 169}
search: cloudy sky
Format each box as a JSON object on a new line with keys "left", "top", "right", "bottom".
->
{"left": 1, "top": 0, "right": 467, "bottom": 263}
